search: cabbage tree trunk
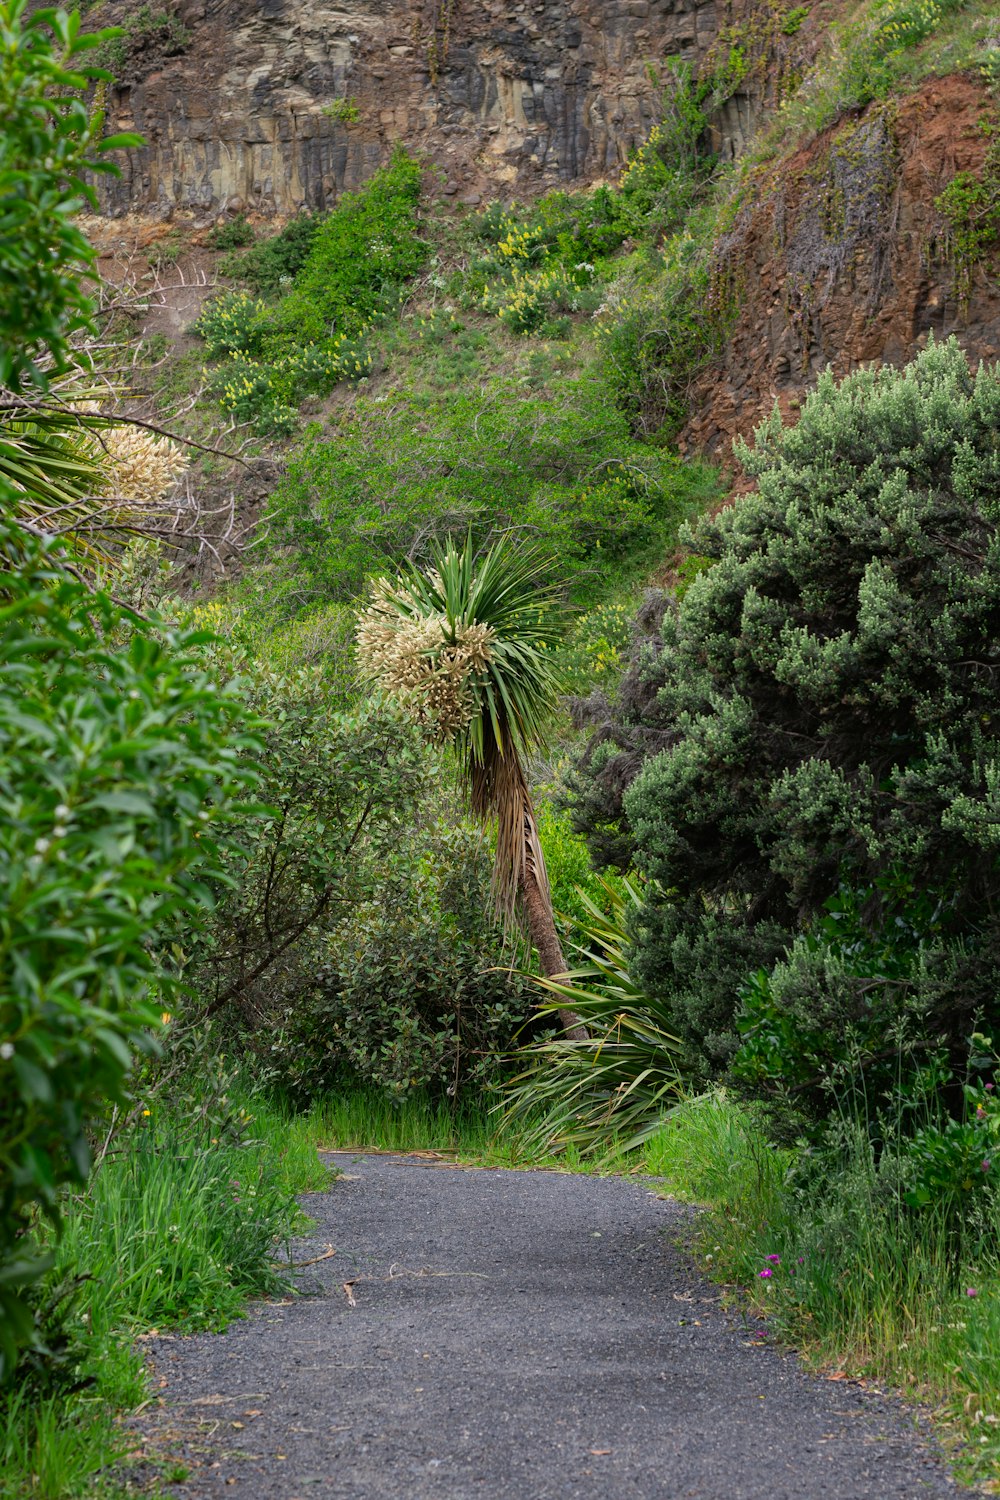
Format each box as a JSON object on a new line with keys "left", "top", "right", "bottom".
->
{"left": 518, "top": 800, "right": 588, "bottom": 1042}
{"left": 471, "top": 735, "right": 587, "bottom": 1040}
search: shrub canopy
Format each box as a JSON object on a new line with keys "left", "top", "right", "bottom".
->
{"left": 0, "top": 520, "right": 262, "bottom": 1375}
{"left": 571, "top": 338, "right": 1000, "bottom": 1119}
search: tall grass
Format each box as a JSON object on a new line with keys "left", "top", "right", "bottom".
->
{"left": 1, "top": 1091, "right": 332, "bottom": 1499}
{"left": 644, "top": 1093, "right": 1000, "bottom": 1481}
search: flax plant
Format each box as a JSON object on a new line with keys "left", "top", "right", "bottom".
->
{"left": 357, "top": 536, "right": 585, "bottom": 1037}
{"left": 502, "top": 877, "right": 685, "bottom": 1154}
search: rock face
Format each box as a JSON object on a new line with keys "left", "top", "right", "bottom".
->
{"left": 97, "top": 0, "right": 721, "bottom": 217}
{"left": 680, "top": 75, "right": 1000, "bottom": 463}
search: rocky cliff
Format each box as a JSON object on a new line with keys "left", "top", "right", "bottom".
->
{"left": 680, "top": 75, "right": 1000, "bottom": 462}
{"left": 96, "top": 0, "right": 723, "bottom": 218}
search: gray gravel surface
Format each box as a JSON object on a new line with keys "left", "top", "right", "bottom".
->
{"left": 136, "top": 1153, "right": 972, "bottom": 1499}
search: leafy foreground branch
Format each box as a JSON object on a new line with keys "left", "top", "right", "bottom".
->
{"left": 0, "top": 516, "right": 264, "bottom": 1378}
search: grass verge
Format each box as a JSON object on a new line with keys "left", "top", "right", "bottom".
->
{"left": 643, "top": 1093, "right": 1000, "bottom": 1487}
{"left": 1, "top": 1092, "right": 332, "bottom": 1500}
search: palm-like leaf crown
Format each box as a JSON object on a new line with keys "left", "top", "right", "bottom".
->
{"left": 357, "top": 535, "right": 568, "bottom": 914}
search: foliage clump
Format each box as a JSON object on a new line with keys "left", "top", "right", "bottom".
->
{"left": 250, "top": 375, "right": 716, "bottom": 614}
{"left": 0, "top": 521, "right": 261, "bottom": 1376}
{"left": 195, "top": 149, "right": 425, "bottom": 432}
{"left": 95, "top": 3, "right": 190, "bottom": 83}
{"left": 571, "top": 338, "right": 1000, "bottom": 1141}
{"left": 0, "top": 1, "right": 138, "bottom": 389}
{"left": 269, "top": 821, "right": 529, "bottom": 1105}
{"left": 218, "top": 211, "right": 322, "bottom": 295}
{"left": 935, "top": 124, "right": 1000, "bottom": 308}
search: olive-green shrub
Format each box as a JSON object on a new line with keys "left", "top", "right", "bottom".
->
{"left": 268, "top": 820, "right": 530, "bottom": 1105}
{"left": 571, "top": 338, "right": 1000, "bottom": 1128}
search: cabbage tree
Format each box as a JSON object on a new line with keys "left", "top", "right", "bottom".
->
{"left": 357, "top": 536, "right": 585, "bottom": 1038}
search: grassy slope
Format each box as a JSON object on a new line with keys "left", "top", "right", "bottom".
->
{"left": 1, "top": 1095, "right": 332, "bottom": 1499}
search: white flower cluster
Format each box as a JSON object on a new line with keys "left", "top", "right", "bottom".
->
{"left": 97, "top": 424, "right": 187, "bottom": 509}
{"left": 357, "top": 584, "right": 495, "bottom": 741}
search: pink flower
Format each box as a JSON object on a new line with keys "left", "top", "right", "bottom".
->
{"left": 982, "top": 1159, "right": 992, "bottom": 1172}
{"left": 976, "top": 1106, "right": 987, "bottom": 1120}
{"left": 759, "top": 1268, "right": 774, "bottom": 1280}
{"left": 765, "top": 1254, "right": 781, "bottom": 1265}
{"left": 966, "top": 1288, "right": 979, "bottom": 1297}
{"left": 986, "top": 1083, "right": 995, "bottom": 1093}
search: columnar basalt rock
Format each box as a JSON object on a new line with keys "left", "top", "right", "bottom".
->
{"left": 95, "top": 0, "right": 722, "bottom": 217}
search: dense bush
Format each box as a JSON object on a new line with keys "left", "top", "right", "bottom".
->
{"left": 185, "top": 665, "right": 430, "bottom": 1034}
{"left": 0, "top": 520, "right": 261, "bottom": 1378}
{"left": 195, "top": 150, "right": 424, "bottom": 431}
{"left": 597, "top": 225, "right": 734, "bottom": 437}
{"left": 270, "top": 147, "right": 426, "bottom": 343}
{"left": 267, "top": 820, "right": 529, "bottom": 1105}
{"left": 207, "top": 213, "right": 254, "bottom": 251}
{"left": 0, "top": 1, "right": 138, "bottom": 388}
{"left": 219, "top": 211, "right": 322, "bottom": 294}
{"left": 249, "top": 375, "right": 716, "bottom": 616}
{"left": 571, "top": 339, "right": 1000, "bottom": 1135}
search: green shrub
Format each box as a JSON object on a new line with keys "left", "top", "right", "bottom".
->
{"left": 558, "top": 596, "right": 636, "bottom": 692}
{"left": 268, "top": 821, "right": 529, "bottom": 1105}
{"left": 193, "top": 290, "right": 269, "bottom": 357}
{"left": 0, "top": 2, "right": 139, "bottom": 389}
{"left": 208, "top": 213, "right": 255, "bottom": 250}
{"left": 322, "top": 96, "right": 360, "bottom": 124}
{"left": 731, "top": 876, "right": 985, "bottom": 1147}
{"left": 183, "top": 664, "right": 431, "bottom": 1050}
{"left": 268, "top": 147, "right": 426, "bottom": 346}
{"left": 935, "top": 129, "right": 1000, "bottom": 308}
{"left": 597, "top": 223, "right": 734, "bottom": 437}
{"left": 195, "top": 153, "right": 423, "bottom": 431}
{"left": 571, "top": 338, "right": 1000, "bottom": 1113}
{"left": 219, "top": 211, "right": 322, "bottom": 295}
{"left": 249, "top": 374, "right": 701, "bottom": 616}
{"left": 614, "top": 62, "right": 711, "bottom": 241}
{"left": 480, "top": 261, "right": 599, "bottom": 334}
{"left": 0, "top": 519, "right": 262, "bottom": 1378}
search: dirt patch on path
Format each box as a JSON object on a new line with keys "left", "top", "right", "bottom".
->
{"left": 132, "top": 1153, "right": 973, "bottom": 1498}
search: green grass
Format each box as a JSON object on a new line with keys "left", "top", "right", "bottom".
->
{"left": 310, "top": 1085, "right": 636, "bottom": 1173}
{"left": 640, "top": 1092, "right": 1000, "bottom": 1484}
{"left": 0, "top": 1345, "right": 145, "bottom": 1500}
{"left": 0, "top": 1090, "right": 333, "bottom": 1499}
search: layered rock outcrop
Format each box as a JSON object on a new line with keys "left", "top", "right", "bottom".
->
{"left": 680, "top": 76, "right": 1000, "bottom": 461}
{"left": 96, "top": 0, "right": 722, "bottom": 217}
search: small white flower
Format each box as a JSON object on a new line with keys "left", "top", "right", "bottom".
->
{"left": 0, "top": 1043, "right": 14, "bottom": 1061}
{"left": 34, "top": 838, "right": 50, "bottom": 855}
{"left": 54, "top": 803, "right": 71, "bottom": 820}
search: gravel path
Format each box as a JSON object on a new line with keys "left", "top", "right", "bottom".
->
{"left": 136, "top": 1153, "right": 972, "bottom": 1499}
